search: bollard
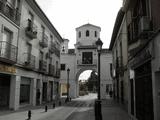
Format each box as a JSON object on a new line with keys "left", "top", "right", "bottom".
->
{"left": 53, "top": 102, "right": 55, "bottom": 108}
{"left": 28, "top": 110, "right": 31, "bottom": 120}
{"left": 59, "top": 101, "right": 61, "bottom": 106}
{"left": 45, "top": 105, "right": 48, "bottom": 112}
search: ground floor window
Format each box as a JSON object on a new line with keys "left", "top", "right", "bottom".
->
{"left": 20, "top": 77, "right": 31, "bottom": 104}
{"left": 20, "top": 84, "right": 30, "bottom": 104}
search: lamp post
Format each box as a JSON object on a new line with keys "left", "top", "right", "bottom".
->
{"left": 66, "top": 68, "right": 70, "bottom": 102}
{"left": 95, "top": 38, "right": 103, "bottom": 120}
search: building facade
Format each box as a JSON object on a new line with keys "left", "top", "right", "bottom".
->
{"left": 109, "top": 8, "right": 129, "bottom": 110}
{"left": 60, "top": 24, "right": 113, "bottom": 99}
{"left": 0, "top": 0, "right": 63, "bottom": 110}
{"left": 110, "top": 0, "right": 160, "bottom": 120}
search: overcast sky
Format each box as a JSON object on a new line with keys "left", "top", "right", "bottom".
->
{"left": 35, "top": 0, "right": 122, "bottom": 80}
{"left": 35, "top": 0, "right": 122, "bottom": 49}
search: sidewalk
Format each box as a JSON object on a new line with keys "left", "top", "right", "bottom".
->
{"left": 0, "top": 96, "right": 130, "bottom": 120}
{"left": 101, "top": 96, "right": 130, "bottom": 120}
{"left": 0, "top": 98, "right": 66, "bottom": 120}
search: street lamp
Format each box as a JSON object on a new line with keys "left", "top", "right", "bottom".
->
{"left": 95, "top": 38, "right": 103, "bottom": 120}
{"left": 66, "top": 68, "right": 70, "bottom": 102}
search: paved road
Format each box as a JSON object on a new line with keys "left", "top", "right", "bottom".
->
{"left": 38, "top": 93, "right": 96, "bottom": 120}
{"left": 0, "top": 93, "right": 96, "bottom": 120}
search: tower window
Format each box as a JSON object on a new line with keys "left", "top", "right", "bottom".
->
{"left": 86, "top": 30, "right": 89, "bottom": 37}
{"left": 62, "top": 46, "right": 65, "bottom": 52}
{"left": 95, "top": 31, "right": 97, "bottom": 37}
{"left": 78, "top": 31, "right": 81, "bottom": 38}
{"left": 61, "top": 64, "right": 66, "bottom": 70}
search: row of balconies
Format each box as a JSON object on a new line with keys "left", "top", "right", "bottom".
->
{"left": 0, "top": 41, "right": 60, "bottom": 77}
{"left": 23, "top": 53, "right": 60, "bottom": 77}
{"left": 115, "top": 56, "right": 126, "bottom": 76}
{"left": 0, "top": 0, "right": 20, "bottom": 25}
{"left": 128, "top": 16, "right": 152, "bottom": 45}
{"left": 25, "top": 20, "right": 60, "bottom": 57}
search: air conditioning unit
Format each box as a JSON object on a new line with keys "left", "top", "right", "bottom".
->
{"left": 138, "top": 16, "right": 151, "bottom": 35}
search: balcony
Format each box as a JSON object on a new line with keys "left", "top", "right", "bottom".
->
{"left": 54, "top": 68, "right": 60, "bottom": 78}
{"left": 48, "top": 64, "right": 55, "bottom": 76}
{"left": 49, "top": 42, "right": 60, "bottom": 57}
{"left": 25, "top": 19, "right": 37, "bottom": 39}
{"left": 0, "top": 41, "right": 17, "bottom": 64}
{"left": 0, "top": 0, "right": 21, "bottom": 26}
{"left": 39, "top": 33, "right": 48, "bottom": 48}
{"left": 77, "top": 59, "right": 97, "bottom": 66}
{"left": 49, "top": 42, "right": 56, "bottom": 53}
{"left": 39, "top": 60, "right": 47, "bottom": 73}
{"left": 116, "top": 56, "right": 124, "bottom": 76}
{"left": 23, "top": 53, "right": 35, "bottom": 69}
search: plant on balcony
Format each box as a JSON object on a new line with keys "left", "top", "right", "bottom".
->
{"left": 25, "top": 19, "right": 37, "bottom": 39}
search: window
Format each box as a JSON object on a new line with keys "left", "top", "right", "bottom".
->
{"left": 82, "top": 52, "right": 92, "bottom": 64}
{"left": 29, "top": 12, "right": 34, "bottom": 21}
{"left": 86, "top": 30, "right": 89, "bottom": 37}
{"left": 50, "top": 35, "right": 53, "bottom": 42}
{"left": 2, "top": 28, "right": 12, "bottom": 58}
{"left": 62, "top": 46, "right": 65, "bottom": 52}
{"left": 61, "top": 64, "right": 66, "bottom": 70}
{"left": 78, "top": 31, "right": 81, "bottom": 38}
{"left": 95, "top": 31, "right": 97, "bottom": 37}
{"left": 41, "top": 25, "right": 45, "bottom": 39}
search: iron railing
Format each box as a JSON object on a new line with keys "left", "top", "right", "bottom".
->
{"left": 0, "top": 0, "right": 21, "bottom": 26}
{"left": 49, "top": 42, "right": 60, "bottom": 57}
{"left": 23, "top": 53, "right": 36, "bottom": 69}
{"left": 48, "top": 64, "right": 55, "bottom": 76}
{"left": 49, "top": 41, "right": 56, "bottom": 53}
{"left": 39, "top": 33, "right": 48, "bottom": 48}
{"left": 54, "top": 68, "right": 60, "bottom": 78}
{"left": 39, "top": 60, "right": 47, "bottom": 73}
{"left": 0, "top": 41, "right": 17, "bottom": 63}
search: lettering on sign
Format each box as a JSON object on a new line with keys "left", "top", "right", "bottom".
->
{"left": 0, "top": 64, "right": 16, "bottom": 73}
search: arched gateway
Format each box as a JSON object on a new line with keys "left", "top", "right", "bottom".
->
{"left": 60, "top": 24, "right": 113, "bottom": 99}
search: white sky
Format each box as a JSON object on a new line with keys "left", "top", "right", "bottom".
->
{"left": 35, "top": 0, "right": 122, "bottom": 49}
{"left": 78, "top": 70, "right": 92, "bottom": 81}
{"left": 35, "top": 0, "right": 122, "bottom": 80}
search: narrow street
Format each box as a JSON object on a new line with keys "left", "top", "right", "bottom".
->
{"left": 38, "top": 93, "right": 96, "bottom": 120}
{"left": 0, "top": 93, "right": 96, "bottom": 120}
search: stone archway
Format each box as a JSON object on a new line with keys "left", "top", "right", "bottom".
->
{"left": 75, "top": 67, "right": 97, "bottom": 97}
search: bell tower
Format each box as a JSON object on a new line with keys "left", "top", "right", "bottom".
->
{"left": 75, "top": 23, "right": 101, "bottom": 46}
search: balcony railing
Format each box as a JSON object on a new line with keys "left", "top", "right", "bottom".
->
{"left": 116, "top": 56, "right": 124, "bottom": 76}
{"left": 39, "top": 33, "right": 48, "bottom": 48}
{"left": 54, "top": 68, "right": 60, "bottom": 78}
{"left": 25, "top": 19, "right": 37, "bottom": 39}
{"left": 48, "top": 64, "right": 55, "bottom": 76}
{"left": 49, "top": 42, "right": 60, "bottom": 57}
{"left": 49, "top": 42, "right": 56, "bottom": 53}
{"left": 23, "top": 53, "right": 35, "bottom": 69}
{"left": 0, "top": 41, "right": 17, "bottom": 64}
{"left": 39, "top": 60, "right": 47, "bottom": 73}
{"left": 0, "top": 0, "right": 21, "bottom": 26}
{"left": 77, "top": 59, "right": 97, "bottom": 66}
